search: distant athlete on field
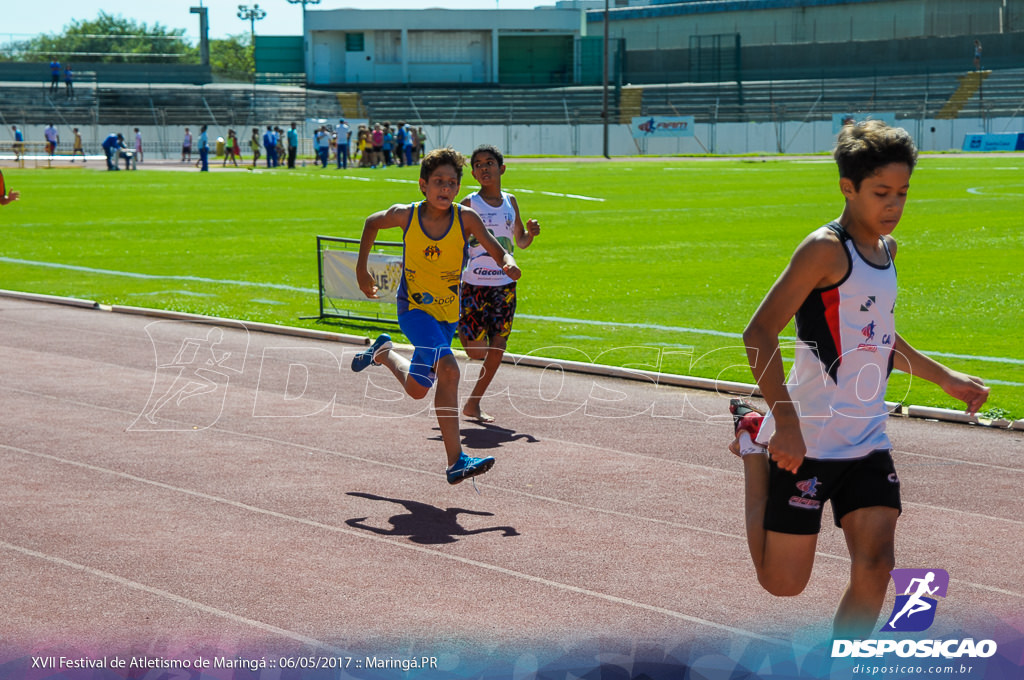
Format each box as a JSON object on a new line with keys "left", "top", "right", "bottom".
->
{"left": 729, "top": 120, "right": 989, "bottom": 638}
{"left": 351, "top": 147, "right": 520, "bottom": 485}
{"left": 458, "top": 145, "right": 540, "bottom": 422}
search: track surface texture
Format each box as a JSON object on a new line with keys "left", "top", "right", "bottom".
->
{"left": 1, "top": 297, "right": 1021, "bottom": 679}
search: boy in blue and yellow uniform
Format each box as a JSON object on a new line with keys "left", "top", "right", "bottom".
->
{"left": 352, "top": 147, "right": 520, "bottom": 485}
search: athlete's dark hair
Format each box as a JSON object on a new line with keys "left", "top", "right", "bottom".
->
{"left": 470, "top": 144, "right": 504, "bottom": 168}
{"left": 834, "top": 120, "right": 918, "bottom": 190}
{"left": 420, "top": 146, "right": 465, "bottom": 183}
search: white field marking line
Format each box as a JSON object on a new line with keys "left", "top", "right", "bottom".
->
{"left": 0, "top": 257, "right": 317, "bottom": 294}
{"left": 3, "top": 256, "right": 1022, "bottom": 369}
{"left": 1, "top": 443, "right": 789, "bottom": 645}
{"left": 966, "top": 186, "right": 1024, "bottom": 196}
{"left": 0, "top": 536, "right": 338, "bottom": 651}
{"left": 333, "top": 174, "right": 607, "bottom": 202}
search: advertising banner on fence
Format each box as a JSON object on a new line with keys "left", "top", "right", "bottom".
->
{"left": 832, "top": 112, "right": 897, "bottom": 133}
{"left": 962, "top": 132, "right": 1024, "bottom": 151}
{"left": 322, "top": 249, "right": 403, "bottom": 303}
{"left": 631, "top": 115, "right": 695, "bottom": 138}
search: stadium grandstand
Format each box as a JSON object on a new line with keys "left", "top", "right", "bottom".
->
{"left": 2, "top": 0, "right": 1022, "bottom": 157}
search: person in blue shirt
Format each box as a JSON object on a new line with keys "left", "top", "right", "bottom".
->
{"left": 263, "top": 125, "right": 277, "bottom": 168}
{"left": 287, "top": 122, "right": 299, "bottom": 169}
{"left": 11, "top": 126, "right": 24, "bottom": 162}
{"left": 198, "top": 125, "right": 209, "bottom": 172}
{"left": 101, "top": 133, "right": 124, "bottom": 171}
{"left": 49, "top": 60, "right": 60, "bottom": 93}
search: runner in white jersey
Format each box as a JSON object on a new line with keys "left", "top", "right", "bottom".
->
{"left": 458, "top": 145, "right": 540, "bottom": 422}
{"left": 727, "top": 121, "right": 988, "bottom": 640}
{"left": 754, "top": 221, "right": 897, "bottom": 460}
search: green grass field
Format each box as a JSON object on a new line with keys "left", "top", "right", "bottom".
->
{"left": 2, "top": 156, "right": 1022, "bottom": 419}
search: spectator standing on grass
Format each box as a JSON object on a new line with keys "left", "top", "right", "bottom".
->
{"left": 44, "top": 124, "right": 59, "bottom": 157}
{"left": 198, "top": 125, "right": 209, "bottom": 172}
{"left": 182, "top": 128, "right": 193, "bottom": 162}
{"left": 357, "top": 126, "right": 369, "bottom": 167}
{"left": 371, "top": 123, "right": 384, "bottom": 168}
{"left": 417, "top": 127, "right": 427, "bottom": 163}
{"left": 403, "top": 123, "right": 415, "bottom": 167}
{"left": 382, "top": 124, "right": 394, "bottom": 167}
{"left": 316, "top": 126, "right": 331, "bottom": 167}
{"left": 223, "top": 129, "right": 239, "bottom": 167}
{"left": 395, "top": 123, "right": 407, "bottom": 167}
{"left": 134, "top": 128, "right": 144, "bottom": 163}
{"left": 335, "top": 118, "right": 351, "bottom": 169}
{"left": 71, "top": 128, "right": 86, "bottom": 162}
{"left": 12, "top": 126, "right": 24, "bottom": 162}
{"left": 274, "top": 129, "right": 286, "bottom": 167}
{"left": 263, "top": 125, "right": 277, "bottom": 168}
{"left": 287, "top": 122, "right": 298, "bottom": 169}
{"left": 250, "top": 128, "right": 261, "bottom": 168}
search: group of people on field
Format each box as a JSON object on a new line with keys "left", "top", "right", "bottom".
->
{"left": 177, "top": 119, "right": 426, "bottom": 171}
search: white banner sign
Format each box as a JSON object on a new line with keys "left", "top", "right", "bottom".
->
{"left": 322, "top": 249, "right": 403, "bottom": 303}
{"left": 631, "top": 115, "right": 696, "bottom": 138}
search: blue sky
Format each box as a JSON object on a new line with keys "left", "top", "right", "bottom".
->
{"left": 2, "top": 0, "right": 550, "bottom": 42}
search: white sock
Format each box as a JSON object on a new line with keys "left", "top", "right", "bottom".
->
{"left": 737, "top": 431, "right": 767, "bottom": 456}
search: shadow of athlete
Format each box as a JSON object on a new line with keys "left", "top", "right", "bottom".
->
{"left": 458, "top": 421, "right": 539, "bottom": 450}
{"left": 345, "top": 492, "right": 519, "bottom": 544}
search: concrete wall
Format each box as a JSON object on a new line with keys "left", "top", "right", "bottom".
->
{"left": 596, "top": 0, "right": 1024, "bottom": 82}
{"left": 8, "top": 117, "right": 1020, "bottom": 161}
{"left": 0, "top": 62, "right": 212, "bottom": 85}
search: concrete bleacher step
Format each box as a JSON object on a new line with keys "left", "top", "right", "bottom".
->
{"left": 936, "top": 70, "right": 992, "bottom": 119}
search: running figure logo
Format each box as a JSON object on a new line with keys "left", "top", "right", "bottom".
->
{"left": 130, "top": 321, "right": 248, "bottom": 431}
{"left": 881, "top": 568, "right": 950, "bottom": 632}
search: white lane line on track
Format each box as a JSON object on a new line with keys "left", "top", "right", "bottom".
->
{"left": 1, "top": 443, "right": 788, "bottom": 646}
{"left": 0, "top": 537, "right": 338, "bottom": 651}
{"left": 6, "top": 384, "right": 1024, "bottom": 604}
{"left": 7, "top": 382, "right": 1024, "bottom": 523}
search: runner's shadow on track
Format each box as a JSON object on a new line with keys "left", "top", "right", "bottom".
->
{"left": 345, "top": 492, "right": 520, "bottom": 544}
{"left": 427, "top": 423, "right": 540, "bottom": 450}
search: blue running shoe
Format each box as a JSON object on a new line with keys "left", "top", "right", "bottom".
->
{"left": 351, "top": 334, "right": 392, "bottom": 372}
{"left": 446, "top": 452, "right": 495, "bottom": 485}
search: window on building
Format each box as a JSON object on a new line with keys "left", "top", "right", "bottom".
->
{"left": 346, "top": 33, "right": 364, "bottom": 51}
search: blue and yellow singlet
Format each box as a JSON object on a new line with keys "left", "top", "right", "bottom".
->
{"left": 397, "top": 201, "right": 467, "bottom": 323}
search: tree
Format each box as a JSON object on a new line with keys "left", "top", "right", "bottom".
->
{"left": 210, "top": 34, "right": 254, "bottom": 81}
{"left": 1, "top": 12, "right": 196, "bottom": 63}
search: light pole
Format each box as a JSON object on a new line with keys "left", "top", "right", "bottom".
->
{"left": 238, "top": 4, "right": 266, "bottom": 105}
{"left": 238, "top": 3, "right": 267, "bottom": 64}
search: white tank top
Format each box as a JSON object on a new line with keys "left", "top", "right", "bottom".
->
{"left": 757, "top": 222, "right": 897, "bottom": 460}
{"left": 462, "top": 191, "right": 515, "bottom": 287}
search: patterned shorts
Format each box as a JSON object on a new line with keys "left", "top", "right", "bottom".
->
{"left": 458, "top": 282, "right": 517, "bottom": 342}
